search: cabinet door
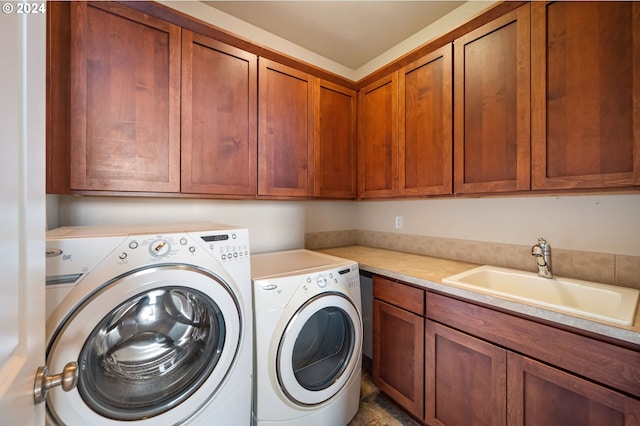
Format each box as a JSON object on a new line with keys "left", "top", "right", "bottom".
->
{"left": 399, "top": 44, "right": 453, "bottom": 196}
{"left": 258, "top": 58, "right": 314, "bottom": 197}
{"left": 426, "top": 320, "right": 507, "bottom": 426}
{"left": 314, "top": 79, "right": 357, "bottom": 198}
{"left": 508, "top": 353, "right": 640, "bottom": 426}
{"left": 453, "top": 5, "right": 531, "bottom": 194}
{"left": 181, "top": 30, "right": 257, "bottom": 196}
{"left": 373, "top": 299, "right": 424, "bottom": 419}
{"left": 70, "top": 2, "right": 181, "bottom": 192}
{"left": 358, "top": 72, "right": 399, "bottom": 198}
{"left": 531, "top": 2, "right": 640, "bottom": 190}
{"left": 46, "top": 1, "right": 70, "bottom": 194}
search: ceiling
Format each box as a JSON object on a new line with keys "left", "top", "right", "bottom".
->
{"left": 203, "top": 1, "right": 466, "bottom": 70}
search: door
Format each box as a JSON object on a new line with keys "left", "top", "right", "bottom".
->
{"left": 531, "top": 1, "right": 640, "bottom": 190}
{"left": 0, "top": 9, "right": 46, "bottom": 426}
{"left": 399, "top": 44, "right": 453, "bottom": 196}
{"left": 46, "top": 266, "right": 241, "bottom": 424}
{"left": 358, "top": 72, "right": 399, "bottom": 198}
{"left": 277, "top": 293, "right": 362, "bottom": 405}
{"left": 373, "top": 299, "right": 424, "bottom": 418}
{"left": 70, "top": 2, "right": 181, "bottom": 193}
{"left": 314, "top": 79, "right": 357, "bottom": 199}
{"left": 508, "top": 352, "right": 640, "bottom": 425}
{"left": 426, "top": 320, "right": 507, "bottom": 426}
{"left": 258, "top": 58, "right": 314, "bottom": 197}
{"left": 453, "top": 5, "right": 531, "bottom": 194}
{"left": 181, "top": 30, "right": 258, "bottom": 196}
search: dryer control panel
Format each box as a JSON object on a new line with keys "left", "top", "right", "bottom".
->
{"left": 253, "top": 263, "right": 360, "bottom": 311}
{"left": 307, "top": 264, "right": 359, "bottom": 291}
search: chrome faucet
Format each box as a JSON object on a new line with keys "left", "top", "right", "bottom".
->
{"left": 531, "top": 238, "right": 552, "bottom": 278}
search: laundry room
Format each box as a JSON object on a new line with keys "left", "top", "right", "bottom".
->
{"left": 2, "top": 0, "right": 640, "bottom": 425}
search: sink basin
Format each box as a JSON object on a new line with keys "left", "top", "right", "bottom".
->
{"left": 443, "top": 266, "right": 639, "bottom": 326}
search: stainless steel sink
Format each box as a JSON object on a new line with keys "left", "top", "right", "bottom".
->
{"left": 443, "top": 265, "right": 639, "bottom": 326}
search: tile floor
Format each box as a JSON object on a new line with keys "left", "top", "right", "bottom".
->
{"left": 348, "top": 357, "right": 422, "bottom": 426}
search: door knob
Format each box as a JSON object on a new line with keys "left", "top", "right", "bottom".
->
{"left": 33, "top": 362, "right": 78, "bottom": 404}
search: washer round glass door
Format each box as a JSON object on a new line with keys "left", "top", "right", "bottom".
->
{"left": 46, "top": 265, "right": 242, "bottom": 425}
{"left": 277, "top": 292, "right": 362, "bottom": 406}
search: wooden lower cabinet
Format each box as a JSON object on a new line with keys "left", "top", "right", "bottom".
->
{"left": 424, "top": 292, "right": 640, "bottom": 426}
{"left": 372, "top": 276, "right": 424, "bottom": 419}
{"left": 425, "top": 320, "right": 640, "bottom": 426}
{"left": 371, "top": 276, "right": 640, "bottom": 426}
{"left": 508, "top": 353, "right": 640, "bottom": 426}
{"left": 425, "top": 320, "right": 506, "bottom": 426}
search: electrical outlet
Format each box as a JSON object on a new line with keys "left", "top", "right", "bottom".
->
{"left": 395, "top": 216, "right": 403, "bottom": 229}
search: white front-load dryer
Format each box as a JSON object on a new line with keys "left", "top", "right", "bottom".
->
{"left": 45, "top": 222, "right": 252, "bottom": 425}
{"left": 251, "top": 249, "right": 362, "bottom": 426}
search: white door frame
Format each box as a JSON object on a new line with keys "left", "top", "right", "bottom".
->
{"left": 0, "top": 8, "right": 47, "bottom": 426}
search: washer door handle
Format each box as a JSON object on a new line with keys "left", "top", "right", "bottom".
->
{"left": 33, "top": 362, "right": 78, "bottom": 404}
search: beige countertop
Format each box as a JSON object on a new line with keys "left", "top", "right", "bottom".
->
{"left": 317, "top": 245, "right": 640, "bottom": 346}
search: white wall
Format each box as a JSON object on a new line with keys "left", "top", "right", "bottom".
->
{"left": 55, "top": 196, "right": 303, "bottom": 253}
{"left": 356, "top": 195, "right": 640, "bottom": 256}
{"left": 53, "top": 196, "right": 357, "bottom": 254}
{"left": 52, "top": 193, "right": 640, "bottom": 257}
{"left": 160, "top": 1, "right": 495, "bottom": 81}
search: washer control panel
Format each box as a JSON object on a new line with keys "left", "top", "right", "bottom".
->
{"left": 200, "top": 233, "right": 250, "bottom": 263}
{"left": 115, "top": 230, "right": 249, "bottom": 265}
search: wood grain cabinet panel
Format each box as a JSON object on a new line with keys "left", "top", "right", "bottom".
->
{"left": 314, "top": 79, "right": 357, "bottom": 198}
{"left": 399, "top": 44, "right": 453, "bottom": 196}
{"left": 453, "top": 5, "right": 531, "bottom": 194}
{"left": 358, "top": 72, "right": 399, "bottom": 198}
{"left": 258, "top": 58, "right": 314, "bottom": 196}
{"left": 508, "top": 353, "right": 640, "bottom": 426}
{"left": 531, "top": 1, "right": 640, "bottom": 190}
{"left": 70, "top": 2, "right": 181, "bottom": 192}
{"left": 46, "top": 1, "right": 71, "bottom": 194}
{"left": 181, "top": 30, "right": 257, "bottom": 196}
{"left": 372, "top": 276, "right": 424, "bottom": 419}
{"left": 426, "top": 320, "right": 507, "bottom": 426}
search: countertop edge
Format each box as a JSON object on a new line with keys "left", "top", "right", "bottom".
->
{"left": 318, "top": 246, "right": 640, "bottom": 346}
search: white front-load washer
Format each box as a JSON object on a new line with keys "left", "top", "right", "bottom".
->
{"left": 44, "top": 222, "right": 252, "bottom": 425}
{"left": 251, "top": 249, "right": 362, "bottom": 426}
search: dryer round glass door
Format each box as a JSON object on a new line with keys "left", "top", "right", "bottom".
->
{"left": 277, "top": 292, "right": 362, "bottom": 406}
{"left": 46, "top": 265, "right": 242, "bottom": 425}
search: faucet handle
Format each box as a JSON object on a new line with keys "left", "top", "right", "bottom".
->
{"left": 531, "top": 245, "right": 543, "bottom": 256}
{"left": 537, "top": 238, "right": 550, "bottom": 252}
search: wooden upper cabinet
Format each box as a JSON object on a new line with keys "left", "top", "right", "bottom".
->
{"left": 258, "top": 58, "right": 314, "bottom": 197}
{"left": 47, "top": 1, "right": 71, "bottom": 194}
{"left": 399, "top": 44, "right": 453, "bottom": 196}
{"left": 454, "top": 5, "right": 531, "bottom": 194}
{"left": 314, "top": 79, "right": 357, "bottom": 198}
{"left": 181, "top": 30, "right": 257, "bottom": 196}
{"left": 358, "top": 72, "right": 399, "bottom": 198}
{"left": 531, "top": 2, "right": 640, "bottom": 190}
{"left": 70, "top": 2, "right": 181, "bottom": 192}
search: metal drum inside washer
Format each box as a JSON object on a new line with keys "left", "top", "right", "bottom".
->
{"left": 251, "top": 249, "right": 362, "bottom": 426}
{"left": 44, "top": 223, "right": 252, "bottom": 426}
